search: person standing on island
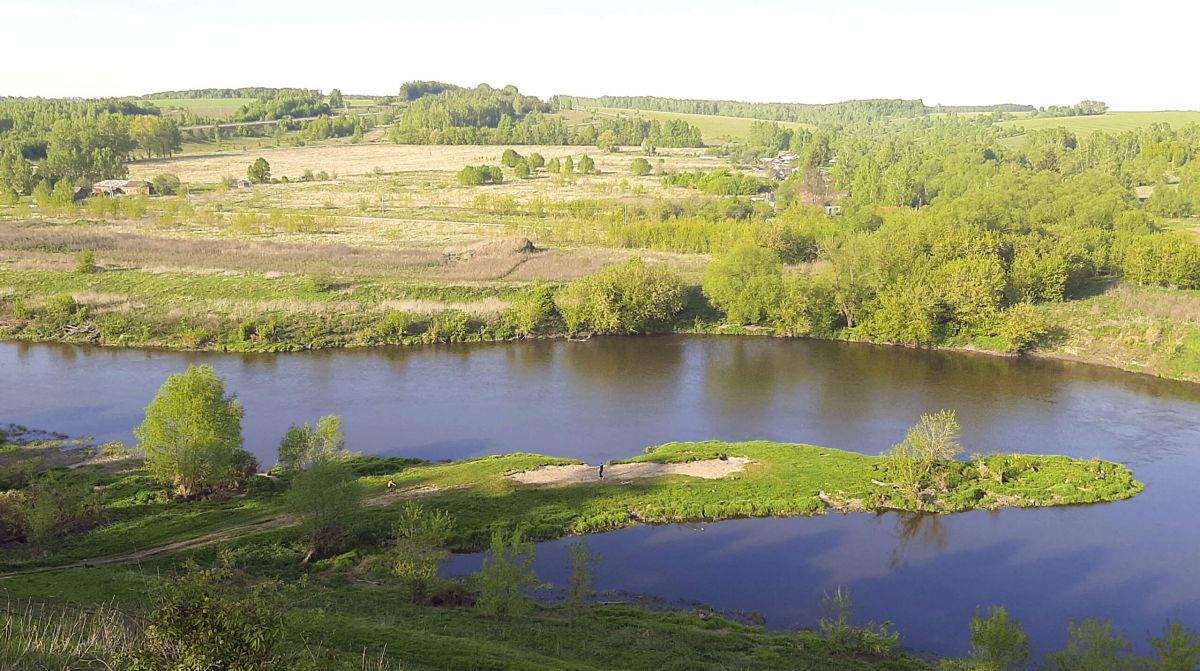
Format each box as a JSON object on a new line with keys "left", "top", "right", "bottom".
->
{"left": 598, "top": 464, "right": 604, "bottom": 478}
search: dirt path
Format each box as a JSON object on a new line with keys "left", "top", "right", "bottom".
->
{"left": 508, "top": 457, "right": 751, "bottom": 486}
{"left": 0, "top": 485, "right": 440, "bottom": 579}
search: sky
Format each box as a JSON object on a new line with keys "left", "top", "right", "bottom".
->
{"left": 2, "top": 0, "right": 1197, "bottom": 110}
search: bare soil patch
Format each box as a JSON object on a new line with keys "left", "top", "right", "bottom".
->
{"left": 508, "top": 457, "right": 751, "bottom": 486}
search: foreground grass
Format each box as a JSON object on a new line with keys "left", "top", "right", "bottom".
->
{"left": 0, "top": 565, "right": 925, "bottom": 671}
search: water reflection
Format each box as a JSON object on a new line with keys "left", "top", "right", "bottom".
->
{"left": 3, "top": 336, "right": 1200, "bottom": 656}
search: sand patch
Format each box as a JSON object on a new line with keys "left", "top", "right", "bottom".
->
{"left": 509, "top": 457, "right": 751, "bottom": 486}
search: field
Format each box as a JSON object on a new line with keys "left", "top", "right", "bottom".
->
{"left": 146, "top": 97, "right": 254, "bottom": 119}
{"left": 997, "top": 110, "right": 1200, "bottom": 135}
{"left": 593, "top": 107, "right": 813, "bottom": 144}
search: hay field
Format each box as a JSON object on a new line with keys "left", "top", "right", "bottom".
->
{"left": 997, "top": 111, "right": 1200, "bottom": 135}
{"left": 593, "top": 108, "right": 813, "bottom": 144}
{"left": 128, "top": 143, "right": 719, "bottom": 183}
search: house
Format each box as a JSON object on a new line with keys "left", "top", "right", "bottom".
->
{"left": 92, "top": 179, "right": 155, "bottom": 197}
{"left": 1135, "top": 185, "right": 1154, "bottom": 203}
{"left": 236, "top": 179, "right": 253, "bottom": 189}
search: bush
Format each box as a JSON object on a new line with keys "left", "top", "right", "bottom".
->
{"left": 965, "top": 606, "right": 1030, "bottom": 670}
{"left": 556, "top": 258, "right": 687, "bottom": 335}
{"left": 476, "top": 528, "right": 541, "bottom": 618}
{"left": 151, "top": 173, "right": 181, "bottom": 196}
{"left": 505, "top": 282, "right": 561, "bottom": 336}
{"left": 630, "top": 157, "right": 652, "bottom": 176}
{"left": 457, "top": 165, "right": 503, "bottom": 186}
{"left": 75, "top": 250, "right": 96, "bottom": 274}
{"left": 392, "top": 501, "right": 455, "bottom": 603}
{"left": 702, "top": 243, "right": 783, "bottom": 325}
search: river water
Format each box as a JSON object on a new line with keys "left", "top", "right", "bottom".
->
{"left": 3, "top": 336, "right": 1198, "bottom": 655}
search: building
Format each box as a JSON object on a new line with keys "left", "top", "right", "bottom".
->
{"left": 92, "top": 179, "right": 155, "bottom": 197}
{"left": 1135, "top": 185, "right": 1155, "bottom": 203}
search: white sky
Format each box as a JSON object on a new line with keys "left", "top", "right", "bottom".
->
{"left": 2, "top": 0, "right": 1196, "bottom": 110}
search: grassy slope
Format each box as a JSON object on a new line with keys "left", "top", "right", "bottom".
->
{"left": 997, "top": 110, "right": 1200, "bottom": 135}
{"left": 593, "top": 107, "right": 813, "bottom": 144}
{"left": 147, "top": 97, "right": 253, "bottom": 119}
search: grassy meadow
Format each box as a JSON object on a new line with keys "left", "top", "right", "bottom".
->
{"left": 146, "top": 97, "right": 254, "bottom": 119}
{"left": 998, "top": 110, "right": 1200, "bottom": 135}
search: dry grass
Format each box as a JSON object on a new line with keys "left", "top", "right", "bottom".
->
{"left": 128, "top": 143, "right": 719, "bottom": 183}
{"left": 0, "top": 599, "right": 139, "bottom": 669}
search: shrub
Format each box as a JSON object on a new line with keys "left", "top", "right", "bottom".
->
{"left": 392, "top": 501, "right": 456, "bottom": 604}
{"left": 505, "top": 282, "right": 561, "bottom": 336}
{"left": 151, "top": 173, "right": 181, "bottom": 196}
{"left": 702, "top": 243, "right": 783, "bottom": 325}
{"left": 287, "top": 459, "right": 362, "bottom": 562}
{"left": 476, "top": 528, "right": 541, "bottom": 618}
{"left": 75, "top": 250, "right": 96, "bottom": 274}
{"left": 457, "top": 165, "right": 503, "bottom": 186}
{"left": 966, "top": 606, "right": 1030, "bottom": 670}
{"left": 556, "top": 258, "right": 686, "bottom": 335}
{"left": 630, "top": 157, "right": 652, "bottom": 176}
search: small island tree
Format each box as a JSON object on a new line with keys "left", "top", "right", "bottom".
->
{"left": 134, "top": 365, "right": 251, "bottom": 498}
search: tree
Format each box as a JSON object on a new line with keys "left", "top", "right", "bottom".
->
{"left": 546, "top": 157, "right": 561, "bottom": 174}
{"left": 967, "top": 606, "right": 1030, "bottom": 671}
{"left": 556, "top": 258, "right": 687, "bottom": 334}
{"left": 151, "top": 173, "right": 181, "bottom": 196}
{"left": 133, "top": 365, "right": 250, "bottom": 498}
{"left": 328, "top": 88, "right": 344, "bottom": 109}
{"left": 578, "top": 154, "right": 597, "bottom": 174}
{"left": 885, "top": 410, "right": 963, "bottom": 503}
{"left": 561, "top": 156, "right": 574, "bottom": 175}
{"left": 129, "top": 115, "right": 182, "bottom": 159}
{"left": 501, "top": 148, "right": 523, "bottom": 167}
{"left": 287, "top": 459, "right": 362, "bottom": 563}
{"left": 277, "top": 414, "right": 347, "bottom": 471}
{"left": 702, "top": 243, "right": 784, "bottom": 325}
{"left": 596, "top": 130, "right": 618, "bottom": 152}
{"left": 527, "top": 152, "right": 545, "bottom": 170}
{"left": 565, "top": 542, "right": 600, "bottom": 624}
{"left": 630, "top": 157, "right": 652, "bottom": 176}
{"left": 1049, "top": 619, "right": 1143, "bottom": 670}
{"left": 1151, "top": 621, "right": 1200, "bottom": 671}
{"left": 392, "top": 501, "right": 455, "bottom": 603}
{"left": 505, "top": 281, "right": 561, "bottom": 336}
{"left": 513, "top": 160, "right": 531, "bottom": 179}
{"left": 247, "top": 157, "right": 271, "bottom": 184}
{"left": 76, "top": 250, "right": 96, "bottom": 274}
{"left": 476, "top": 527, "right": 541, "bottom": 618}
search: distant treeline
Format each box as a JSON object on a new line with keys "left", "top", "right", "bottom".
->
{"left": 390, "top": 84, "right": 704, "bottom": 147}
{"left": 1032, "top": 100, "right": 1109, "bottom": 118}
{"left": 555, "top": 95, "right": 930, "bottom": 125}
{"left": 139, "top": 87, "right": 314, "bottom": 100}
{"left": 927, "top": 103, "right": 1036, "bottom": 114}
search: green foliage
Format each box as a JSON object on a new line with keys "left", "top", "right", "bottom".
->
{"left": 277, "top": 414, "right": 347, "bottom": 471}
{"left": 556, "top": 258, "right": 687, "bottom": 334}
{"left": 1150, "top": 621, "right": 1200, "bottom": 671}
{"left": 513, "top": 160, "right": 531, "bottom": 179}
{"left": 630, "top": 157, "right": 652, "bottom": 176}
{"left": 505, "top": 282, "right": 562, "bottom": 336}
{"left": 565, "top": 542, "right": 600, "bottom": 624}
{"left": 884, "top": 410, "right": 964, "bottom": 505}
{"left": 75, "top": 250, "right": 96, "bottom": 275}
{"left": 578, "top": 154, "right": 597, "bottom": 174}
{"left": 999, "top": 303, "right": 1049, "bottom": 353}
{"left": 287, "top": 459, "right": 363, "bottom": 561}
{"left": 817, "top": 586, "right": 900, "bottom": 656}
{"left": 392, "top": 501, "right": 456, "bottom": 604}
{"left": 702, "top": 243, "right": 784, "bottom": 325}
{"left": 133, "top": 365, "right": 250, "bottom": 498}
{"left": 861, "top": 280, "right": 939, "bottom": 345}
{"left": 119, "top": 562, "right": 285, "bottom": 671}
{"left": 501, "top": 148, "right": 523, "bottom": 167}
{"left": 662, "top": 168, "right": 772, "bottom": 195}
{"left": 457, "top": 165, "right": 503, "bottom": 185}
{"left": 152, "top": 173, "right": 181, "bottom": 196}
{"left": 1048, "top": 619, "right": 1142, "bottom": 670}
{"left": 965, "top": 606, "right": 1030, "bottom": 671}
{"left": 476, "top": 527, "right": 541, "bottom": 618}
{"left": 247, "top": 157, "right": 271, "bottom": 184}
{"left": 769, "top": 274, "right": 840, "bottom": 337}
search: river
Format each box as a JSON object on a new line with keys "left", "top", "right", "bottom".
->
{"left": 3, "top": 336, "right": 1199, "bottom": 656}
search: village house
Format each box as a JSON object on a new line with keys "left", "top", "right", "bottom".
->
{"left": 92, "top": 179, "right": 155, "bottom": 197}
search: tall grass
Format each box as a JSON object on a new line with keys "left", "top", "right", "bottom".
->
{"left": 1, "top": 599, "right": 139, "bottom": 670}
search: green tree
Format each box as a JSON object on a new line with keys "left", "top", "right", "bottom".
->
{"left": 328, "top": 88, "right": 344, "bottom": 109}
{"left": 476, "top": 527, "right": 541, "bottom": 618}
{"left": 999, "top": 303, "right": 1048, "bottom": 353}
{"left": 885, "top": 410, "right": 963, "bottom": 502}
{"left": 506, "top": 281, "right": 561, "bottom": 336}
{"left": 151, "top": 173, "right": 181, "bottom": 196}
{"left": 247, "top": 157, "right": 271, "bottom": 184}
{"left": 287, "top": 458, "right": 362, "bottom": 562}
{"left": 630, "top": 157, "right": 652, "bottom": 176}
{"left": 597, "top": 130, "right": 618, "bottom": 152}
{"left": 1151, "top": 621, "right": 1200, "bottom": 671}
{"left": 578, "top": 154, "right": 597, "bottom": 174}
{"left": 76, "top": 250, "right": 96, "bottom": 274}
{"left": 513, "top": 160, "right": 531, "bottom": 179}
{"left": 277, "top": 414, "right": 347, "bottom": 471}
{"left": 565, "top": 542, "right": 600, "bottom": 624}
{"left": 966, "top": 606, "right": 1030, "bottom": 671}
{"left": 546, "top": 157, "right": 561, "bottom": 174}
{"left": 861, "top": 280, "right": 939, "bottom": 345}
{"left": 561, "top": 156, "right": 574, "bottom": 175}
{"left": 556, "top": 258, "right": 687, "bottom": 334}
{"left": 501, "top": 148, "right": 524, "bottom": 167}
{"left": 702, "top": 243, "right": 784, "bottom": 325}
{"left": 133, "top": 365, "right": 250, "bottom": 498}
{"left": 392, "top": 501, "right": 455, "bottom": 604}
{"left": 1049, "top": 619, "right": 1144, "bottom": 670}
{"left": 527, "top": 152, "right": 545, "bottom": 170}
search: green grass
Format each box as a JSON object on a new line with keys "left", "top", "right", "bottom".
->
{"left": 147, "top": 98, "right": 254, "bottom": 119}
{"left": 997, "top": 111, "right": 1200, "bottom": 136}
{"left": 358, "top": 441, "right": 1140, "bottom": 550}
{"left": 593, "top": 107, "right": 813, "bottom": 144}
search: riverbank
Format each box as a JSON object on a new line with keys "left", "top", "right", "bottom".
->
{"left": 2, "top": 263, "right": 1198, "bottom": 384}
